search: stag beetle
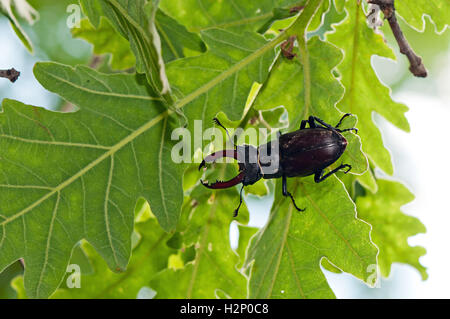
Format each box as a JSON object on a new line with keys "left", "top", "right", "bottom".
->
{"left": 199, "top": 114, "right": 358, "bottom": 217}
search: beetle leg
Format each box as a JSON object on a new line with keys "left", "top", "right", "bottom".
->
{"left": 308, "top": 116, "right": 318, "bottom": 128}
{"left": 282, "top": 175, "right": 305, "bottom": 212}
{"left": 334, "top": 114, "right": 359, "bottom": 134}
{"left": 310, "top": 116, "right": 333, "bottom": 130}
{"left": 338, "top": 127, "right": 358, "bottom": 134}
{"left": 314, "top": 164, "right": 352, "bottom": 183}
{"left": 335, "top": 113, "right": 352, "bottom": 128}
{"left": 233, "top": 185, "right": 245, "bottom": 217}
{"left": 300, "top": 119, "right": 308, "bottom": 130}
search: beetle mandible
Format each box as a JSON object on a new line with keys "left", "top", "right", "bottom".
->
{"left": 199, "top": 113, "right": 358, "bottom": 217}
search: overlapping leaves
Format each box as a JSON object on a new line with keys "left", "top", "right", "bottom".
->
{"left": 98, "top": 0, "right": 172, "bottom": 102}
{"left": 326, "top": 1, "right": 410, "bottom": 175}
{"left": 253, "top": 37, "right": 368, "bottom": 174}
{"left": 150, "top": 181, "right": 249, "bottom": 298}
{"left": 159, "top": 0, "right": 305, "bottom": 33}
{"left": 246, "top": 29, "right": 376, "bottom": 297}
{"left": 0, "top": 26, "right": 276, "bottom": 297}
{"left": 0, "top": 0, "right": 439, "bottom": 299}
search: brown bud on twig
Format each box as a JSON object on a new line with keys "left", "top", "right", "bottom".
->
{"left": 280, "top": 35, "right": 297, "bottom": 60}
{"left": 0, "top": 68, "right": 20, "bottom": 83}
{"left": 368, "top": 0, "right": 427, "bottom": 77}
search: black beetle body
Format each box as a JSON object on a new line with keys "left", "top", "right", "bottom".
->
{"left": 200, "top": 114, "right": 357, "bottom": 216}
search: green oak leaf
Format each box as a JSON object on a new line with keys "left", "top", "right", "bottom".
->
{"left": 356, "top": 179, "right": 427, "bottom": 280}
{"left": 326, "top": 1, "right": 410, "bottom": 175}
{"left": 72, "top": 18, "right": 136, "bottom": 70}
{"left": 167, "top": 28, "right": 276, "bottom": 127}
{"left": 73, "top": 12, "right": 205, "bottom": 69}
{"left": 11, "top": 276, "right": 26, "bottom": 299}
{"left": 0, "top": 25, "right": 278, "bottom": 297}
{"left": 53, "top": 217, "right": 174, "bottom": 298}
{"left": 236, "top": 225, "right": 258, "bottom": 269}
{"left": 99, "top": 0, "right": 173, "bottom": 103}
{"left": 0, "top": 70, "right": 182, "bottom": 298}
{"left": 395, "top": 0, "right": 449, "bottom": 33}
{"left": 79, "top": 0, "right": 103, "bottom": 28}
{"left": 246, "top": 176, "right": 378, "bottom": 298}
{"left": 0, "top": 0, "right": 38, "bottom": 52}
{"left": 160, "top": 0, "right": 305, "bottom": 33}
{"left": 333, "top": 0, "right": 344, "bottom": 13}
{"left": 253, "top": 36, "right": 368, "bottom": 175}
{"left": 11, "top": 217, "right": 174, "bottom": 298}
{"left": 150, "top": 183, "right": 249, "bottom": 298}
{"left": 155, "top": 9, "right": 206, "bottom": 61}
{"left": 308, "top": 0, "right": 330, "bottom": 32}
{"left": 356, "top": 169, "right": 378, "bottom": 194}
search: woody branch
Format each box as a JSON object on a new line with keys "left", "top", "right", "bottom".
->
{"left": 0, "top": 68, "right": 20, "bottom": 83}
{"left": 368, "top": 0, "right": 427, "bottom": 77}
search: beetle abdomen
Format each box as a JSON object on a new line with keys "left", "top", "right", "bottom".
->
{"left": 279, "top": 128, "right": 347, "bottom": 178}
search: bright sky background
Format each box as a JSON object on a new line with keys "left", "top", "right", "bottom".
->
{"left": 0, "top": 15, "right": 449, "bottom": 298}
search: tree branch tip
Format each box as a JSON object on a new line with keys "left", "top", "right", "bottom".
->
{"left": 0, "top": 68, "right": 21, "bottom": 83}
{"left": 368, "top": 0, "right": 428, "bottom": 78}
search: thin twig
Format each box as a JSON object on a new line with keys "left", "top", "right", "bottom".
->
{"left": 368, "top": 0, "right": 427, "bottom": 77}
{"left": 0, "top": 68, "right": 20, "bottom": 82}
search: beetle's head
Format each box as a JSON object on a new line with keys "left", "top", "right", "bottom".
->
{"left": 199, "top": 145, "right": 262, "bottom": 189}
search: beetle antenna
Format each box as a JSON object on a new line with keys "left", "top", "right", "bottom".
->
{"left": 233, "top": 185, "right": 244, "bottom": 217}
{"left": 213, "top": 118, "right": 237, "bottom": 149}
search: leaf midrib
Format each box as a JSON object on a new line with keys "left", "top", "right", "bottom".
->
{"left": 0, "top": 30, "right": 286, "bottom": 228}
{"left": 0, "top": 111, "right": 167, "bottom": 227}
